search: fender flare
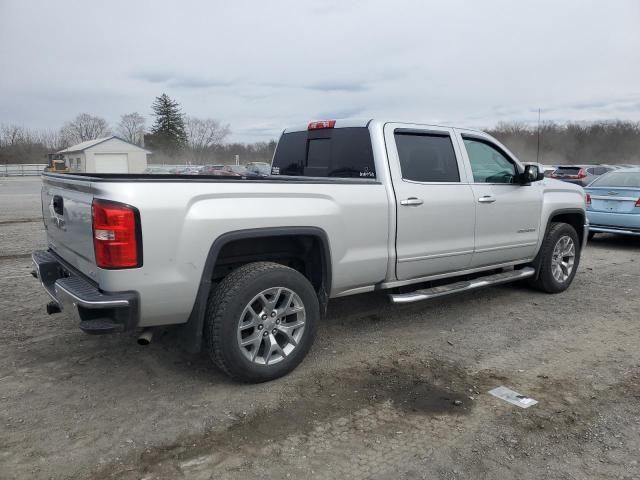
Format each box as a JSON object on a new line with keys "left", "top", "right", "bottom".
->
{"left": 177, "top": 226, "right": 332, "bottom": 353}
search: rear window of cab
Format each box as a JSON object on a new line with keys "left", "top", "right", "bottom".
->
{"left": 271, "top": 127, "right": 376, "bottom": 179}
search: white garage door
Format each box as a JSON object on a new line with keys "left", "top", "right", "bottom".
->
{"left": 94, "top": 153, "right": 129, "bottom": 173}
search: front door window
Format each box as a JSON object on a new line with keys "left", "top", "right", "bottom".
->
{"left": 463, "top": 138, "right": 516, "bottom": 184}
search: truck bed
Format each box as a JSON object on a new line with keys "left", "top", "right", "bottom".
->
{"left": 40, "top": 171, "right": 391, "bottom": 327}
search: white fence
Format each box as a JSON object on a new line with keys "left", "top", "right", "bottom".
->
{"left": 1, "top": 164, "right": 47, "bottom": 176}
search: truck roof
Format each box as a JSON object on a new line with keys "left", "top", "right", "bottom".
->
{"left": 282, "top": 119, "right": 485, "bottom": 135}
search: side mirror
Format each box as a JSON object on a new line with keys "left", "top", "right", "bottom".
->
{"left": 520, "top": 164, "right": 544, "bottom": 184}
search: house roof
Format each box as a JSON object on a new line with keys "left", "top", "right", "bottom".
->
{"left": 57, "top": 136, "right": 151, "bottom": 154}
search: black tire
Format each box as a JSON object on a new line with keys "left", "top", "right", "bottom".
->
{"left": 588, "top": 231, "right": 596, "bottom": 241}
{"left": 528, "top": 222, "right": 581, "bottom": 293}
{"left": 204, "top": 261, "right": 319, "bottom": 383}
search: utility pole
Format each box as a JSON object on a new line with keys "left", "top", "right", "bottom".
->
{"left": 536, "top": 108, "right": 541, "bottom": 164}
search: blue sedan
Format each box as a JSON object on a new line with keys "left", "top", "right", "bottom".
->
{"left": 585, "top": 167, "right": 640, "bottom": 238}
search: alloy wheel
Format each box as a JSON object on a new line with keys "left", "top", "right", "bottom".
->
{"left": 236, "top": 287, "right": 306, "bottom": 365}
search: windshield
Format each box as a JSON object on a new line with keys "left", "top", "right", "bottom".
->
{"left": 589, "top": 171, "right": 640, "bottom": 188}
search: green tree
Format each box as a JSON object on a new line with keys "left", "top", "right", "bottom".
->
{"left": 146, "top": 93, "right": 187, "bottom": 156}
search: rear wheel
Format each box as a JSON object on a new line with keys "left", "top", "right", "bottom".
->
{"left": 204, "top": 261, "right": 319, "bottom": 383}
{"left": 528, "top": 222, "right": 581, "bottom": 293}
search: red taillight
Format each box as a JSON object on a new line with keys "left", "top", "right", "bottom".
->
{"left": 585, "top": 193, "right": 591, "bottom": 206}
{"left": 308, "top": 119, "right": 336, "bottom": 130}
{"left": 92, "top": 199, "right": 141, "bottom": 269}
{"left": 635, "top": 197, "right": 640, "bottom": 207}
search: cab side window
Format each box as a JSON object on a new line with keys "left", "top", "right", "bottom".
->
{"left": 463, "top": 137, "right": 516, "bottom": 184}
{"left": 395, "top": 132, "right": 460, "bottom": 183}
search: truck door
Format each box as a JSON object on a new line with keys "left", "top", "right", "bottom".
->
{"left": 456, "top": 131, "right": 542, "bottom": 267}
{"left": 384, "top": 124, "right": 476, "bottom": 280}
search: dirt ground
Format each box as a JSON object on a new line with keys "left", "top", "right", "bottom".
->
{"left": 1, "top": 176, "right": 639, "bottom": 480}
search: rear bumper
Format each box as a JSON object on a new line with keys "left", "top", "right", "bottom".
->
{"left": 589, "top": 225, "right": 640, "bottom": 236}
{"left": 587, "top": 211, "right": 640, "bottom": 236}
{"left": 32, "top": 250, "right": 139, "bottom": 333}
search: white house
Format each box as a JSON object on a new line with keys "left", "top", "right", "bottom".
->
{"left": 57, "top": 136, "right": 150, "bottom": 173}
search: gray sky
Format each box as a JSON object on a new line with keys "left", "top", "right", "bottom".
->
{"left": 1, "top": 0, "right": 639, "bottom": 142}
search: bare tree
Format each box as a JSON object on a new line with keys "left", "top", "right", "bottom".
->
{"left": 185, "top": 117, "right": 231, "bottom": 162}
{"left": 60, "top": 113, "right": 110, "bottom": 146}
{"left": 116, "top": 112, "right": 146, "bottom": 146}
{"left": 0, "top": 124, "right": 28, "bottom": 147}
{"left": 36, "top": 129, "right": 65, "bottom": 151}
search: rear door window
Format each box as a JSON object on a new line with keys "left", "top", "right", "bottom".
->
{"left": 555, "top": 167, "right": 580, "bottom": 174}
{"left": 394, "top": 132, "right": 460, "bottom": 182}
{"left": 271, "top": 127, "right": 375, "bottom": 178}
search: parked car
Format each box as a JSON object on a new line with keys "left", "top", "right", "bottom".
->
{"left": 549, "top": 165, "right": 616, "bottom": 187}
{"left": 200, "top": 165, "right": 241, "bottom": 177}
{"left": 224, "top": 165, "right": 249, "bottom": 175}
{"left": 585, "top": 167, "right": 640, "bottom": 238}
{"left": 143, "top": 167, "right": 171, "bottom": 174}
{"left": 167, "top": 166, "right": 201, "bottom": 174}
{"left": 33, "top": 119, "right": 587, "bottom": 382}
{"left": 200, "top": 164, "right": 232, "bottom": 175}
{"left": 246, "top": 162, "right": 271, "bottom": 176}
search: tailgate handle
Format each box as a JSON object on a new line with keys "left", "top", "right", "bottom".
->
{"left": 52, "top": 195, "right": 64, "bottom": 215}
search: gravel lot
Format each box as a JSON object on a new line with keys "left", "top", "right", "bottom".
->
{"left": 1, "top": 176, "right": 639, "bottom": 480}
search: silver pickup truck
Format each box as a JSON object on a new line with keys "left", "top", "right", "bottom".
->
{"left": 33, "top": 119, "right": 588, "bottom": 382}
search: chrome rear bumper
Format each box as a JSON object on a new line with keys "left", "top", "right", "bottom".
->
{"left": 589, "top": 225, "right": 640, "bottom": 237}
{"left": 32, "top": 250, "right": 139, "bottom": 333}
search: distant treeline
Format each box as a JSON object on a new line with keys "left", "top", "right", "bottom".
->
{"left": 487, "top": 120, "right": 640, "bottom": 166}
{"left": 2, "top": 119, "right": 639, "bottom": 166}
{"left": 145, "top": 140, "right": 277, "bottom": 165}
{"left": 0, "top": 119, "right": 275, "bottom": 165}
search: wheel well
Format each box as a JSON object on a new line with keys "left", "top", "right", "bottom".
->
{"left": 212, "top": 234, "right": 328, "bottom": 294}
{"left": 178, "top": 230, "right": 330, "bottom": 354}
{"left": 549, "top": 212, "right": 585, "bottom": 246}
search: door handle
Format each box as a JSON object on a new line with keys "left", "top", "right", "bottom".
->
{"left": 400, "top": 197, "right": 424, "bottom": 206}
{"left": 478, "top": 195, "right": 496, "bottom": 204}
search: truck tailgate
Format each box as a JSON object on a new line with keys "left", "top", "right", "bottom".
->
{"left": 41, "top": 176, "right": 96, "bottom": 276}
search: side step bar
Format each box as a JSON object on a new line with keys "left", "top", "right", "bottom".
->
{"left": 388, "top": 267, "right": 535, "bottom": 304}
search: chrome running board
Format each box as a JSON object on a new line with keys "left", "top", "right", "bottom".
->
{"left": 388, "top": 267, "right": 535, "bottom": 304}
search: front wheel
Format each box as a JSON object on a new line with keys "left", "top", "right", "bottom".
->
{"left": 204, "top": 261, "right": 319, "bottom": 383}
{"left": 528, "top": 222, "right": 581, "bottom": 293}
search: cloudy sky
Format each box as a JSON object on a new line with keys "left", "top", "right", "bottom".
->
{"left": 1, "top": 0, "right": 639, "bottom": 142}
